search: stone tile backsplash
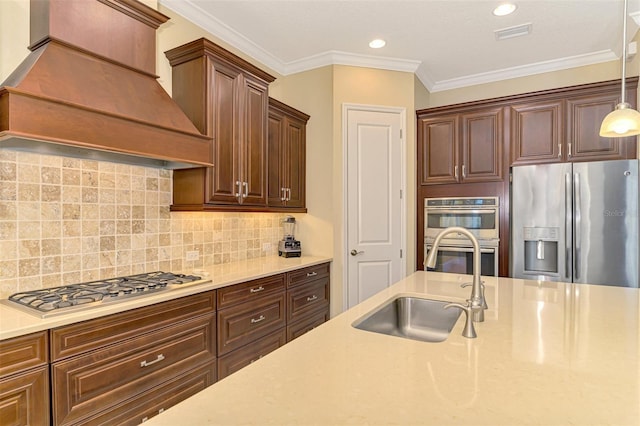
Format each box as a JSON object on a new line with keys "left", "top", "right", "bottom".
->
{"left": 0, "top": 151, "right": 286, "bottom": 299}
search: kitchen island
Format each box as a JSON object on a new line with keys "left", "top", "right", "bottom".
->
{"left": 145, "top": 271, "right": 640, "bottom": 426}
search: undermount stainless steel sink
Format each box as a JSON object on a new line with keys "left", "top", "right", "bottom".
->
{"left": 352, "top": 296, "right": 462, "bottom": 343}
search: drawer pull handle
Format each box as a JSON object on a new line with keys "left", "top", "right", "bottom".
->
{"left": 306, "top": 295, "right": 318, "bottom": 302}
{"left": 251, "top": 315, "right": 266, "bottom": 324}
{"left": 141, "top": 407, "right": 164, "bottom": 422}
{"left": 140, "top": 354, "right": 165, "bottom": 368}
{"left": 250, "top": 355, "right": 264, "bottom": 364}
{"left": 306, "top": 271, "right": 318, "bottom": 277}
{"left": 250, "top": 286, "right": 265, "bottom": 293}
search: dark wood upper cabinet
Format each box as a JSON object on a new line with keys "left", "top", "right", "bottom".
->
{"left": 510, "top": 78, "right": 638, "bottom": 165}
{"left": 510, "top": 99, "right": 563, "bottom": 164}
{"left": 418, "top": 108, "right": 503, "bottom": 185}
{"left": 166, "top": 38, "right": 275, "bottom": 210}
{"left": 566, "top": 92, "right": 636, "bottom": 161}
{"left": 415, "top": 77, "right": 639, "bottom": 276}
{"left": 268, "top": 98, "right": 310, "bottom": 211}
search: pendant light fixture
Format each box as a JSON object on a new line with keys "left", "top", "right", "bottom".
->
{"left": 599, "top": 0, "right": 640, "bottom": 137}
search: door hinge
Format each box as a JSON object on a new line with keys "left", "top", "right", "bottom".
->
{"left": 400, "top": 189, "right": 403, "bottom": 199}
{"left": 400, "top": 249, "right": 403, "bottom": 258}
{"left": 400, "top": 129, "right": 403, "bottom": 139}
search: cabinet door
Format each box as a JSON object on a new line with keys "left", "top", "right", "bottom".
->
{"left": 267, "top": 110, "right": 286, "bottom": 206}
{"left": 460, "top": 108, "right": 503, "bottom": 182}
{"left": 217, "top": 293, "right": 286, "bottom": 356}
{"left": 217, "top": 328, "right": 286, "bottom": 380}
{"left": 567, "top": 92, "right": 638, "bottom": 162}
{"left": 510, "top": 100, "right": 564, "bottom": 165}
{"left": 207, "top": 63, "right": 242, "bottom": 204}
{"left": 284, "top": 117, "right": 306, "bottom": 208}
{"left": 240, "top": 76, "right": 268, "bottom": 205}
{"left": 0, "top": 367, "right": 50, "bottom": 426}
{"left": 52, "top": 315, "right": 216, "bottom": 425}
{"left": 418, "top": 115, "right": 459, "bottom": 185}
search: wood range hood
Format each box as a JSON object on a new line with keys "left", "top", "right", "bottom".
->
{"left": 0, "top": 0, "right": 213, "bottom": 169}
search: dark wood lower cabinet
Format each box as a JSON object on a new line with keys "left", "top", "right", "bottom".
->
{"left": 71, "top": 363, "right": 216, "bottom": 426}
{"left": 0, "top": 263, "right": 330, "bottom": 425}
{"left": 287, "top": 309, "right": 330, "bottom": 341}
{"left": 286, "top": 263, "right": 331, "bottom": 342}
{"left": 217, "top": 293, "right": 287, "bottom": 356}
{"left": 216, "top": 262, "right": 331, "bottom": 379}
{"left": 50, "top": 291, "right": 217, "bottom": 426}
{"left": 0, "top": 366, "right": 49, "bottom": 426}
{"left": 0, "top": 331, "right": 49, "bottom": 426}
{"left": 217, "top": 328, "right": 287, "bottom": 380}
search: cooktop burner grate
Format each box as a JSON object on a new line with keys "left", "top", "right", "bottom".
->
{"left": 4, "top": 271, "right": 206, "bottom": 318}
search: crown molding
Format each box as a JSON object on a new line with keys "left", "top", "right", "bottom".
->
{"left": 160, "top": 0, "right": 284, "bottom": 73}
{"left": 423, "top": 50, "right": 618, "bottom": 93}
{"left": 161, "top": 0, "right": 623, "bottom": 93}
{"left": 283, "top": 51, "right": 421, "bottom": 75}
{"left": 161, "top": 0, "right": 421, "bottom": 77}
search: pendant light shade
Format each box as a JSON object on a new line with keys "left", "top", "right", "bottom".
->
{"left": 600, "top": 102, "right": 640, "bottom": 137}
{"left": 599, "top": 0, "right": 640, "bottom": 138}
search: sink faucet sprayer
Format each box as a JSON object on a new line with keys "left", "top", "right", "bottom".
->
{"left": 424, "top": 226, "right": 487, "bottom": 324}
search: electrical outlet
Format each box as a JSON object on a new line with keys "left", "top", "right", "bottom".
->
{"left": 262, "top": 242, "right": 272, "bottom": 252}
{"left": 186, "top": 250, "right": 200, "bottom": 261}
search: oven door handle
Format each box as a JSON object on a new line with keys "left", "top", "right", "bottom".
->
{"left": 425, "top": 208, "right": 497, "bottom": 215}
{"left": 426, "top": 245, "right": 496, "bottom": 254}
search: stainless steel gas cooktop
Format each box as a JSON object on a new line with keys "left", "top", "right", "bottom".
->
{"left": 3, "top": 271, "right": 209, "bottom": 318}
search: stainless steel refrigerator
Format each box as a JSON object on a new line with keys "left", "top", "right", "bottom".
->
{"left": 511, "top": 159, "right": 639, "bottom": 287}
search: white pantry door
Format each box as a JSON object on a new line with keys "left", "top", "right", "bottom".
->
{"left": 345, "top": 105, "right": 405, "bottom": 308}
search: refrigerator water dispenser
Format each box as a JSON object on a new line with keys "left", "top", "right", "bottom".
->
{"left": 523, "top": 227, "right": 559, "bottom": 274}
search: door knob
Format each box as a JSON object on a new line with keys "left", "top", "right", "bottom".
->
{"left": 350, "top": 249, "right": 364, "bottom": 256}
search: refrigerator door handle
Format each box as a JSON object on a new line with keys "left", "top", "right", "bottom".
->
{"left": 574, "top": 172, "right": 581, "bottom": 280}
{"left": 565, "top": 172, "right": 572, "bottom": 279}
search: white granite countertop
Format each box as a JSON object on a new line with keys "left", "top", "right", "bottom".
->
{"left": 0, "top": 256, "right": 332, "bottom": 341}
{"left": 145, "top": 271, "right": 640, "bottom": 426}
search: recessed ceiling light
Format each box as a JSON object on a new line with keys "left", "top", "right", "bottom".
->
{"left": 493, "top": 3, "right": 517, "bottom": 16}
{"left": 369, "top": 39, "right": 386, "bottom": 49}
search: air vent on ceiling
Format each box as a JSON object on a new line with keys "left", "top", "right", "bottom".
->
{"left": 494, "top": 23, "right": 532, "bottom": 41}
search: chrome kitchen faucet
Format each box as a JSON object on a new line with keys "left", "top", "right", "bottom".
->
{"left": 424, "top": 226, "right": 487, "bottom": 323}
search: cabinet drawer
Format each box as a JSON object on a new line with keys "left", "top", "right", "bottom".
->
{"left": 218, "top": 328, "right": 286, "bottom": 380}
{"left": 217, "top": 293, "right": 286, "bottom": 355}
{"left": 0, "top": 366, "right": 49, "bottom": 426}
{"left": 0, "top": 331, "right": 48, "bottom": 377}
{"left": 217, "top": 274, "right": 285, "bottom": 308}
{"left": 51, "top": 290, "right": 216, "bottom": 361}
{"left": 75, "top": 362, "right": 216, "bottom": 426}
{"left": 287, "top": 278, "right": 329, "bottom": 322}
{"left": 52, "top": 314, "right": 216, "bottom": 425}
{"left": 287, "top": 263, "right": 330, "bottom": 288}
{"left": 287, "top": 309, "right": 329, "bottom": 342}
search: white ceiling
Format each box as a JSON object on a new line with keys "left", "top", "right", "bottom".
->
{"left": 160, "top": 0, "right": 640, "bottom": 92}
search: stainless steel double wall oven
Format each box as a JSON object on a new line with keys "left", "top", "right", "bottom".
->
{"left": 424, "top": 197, "right": 500, "bottom": 276}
